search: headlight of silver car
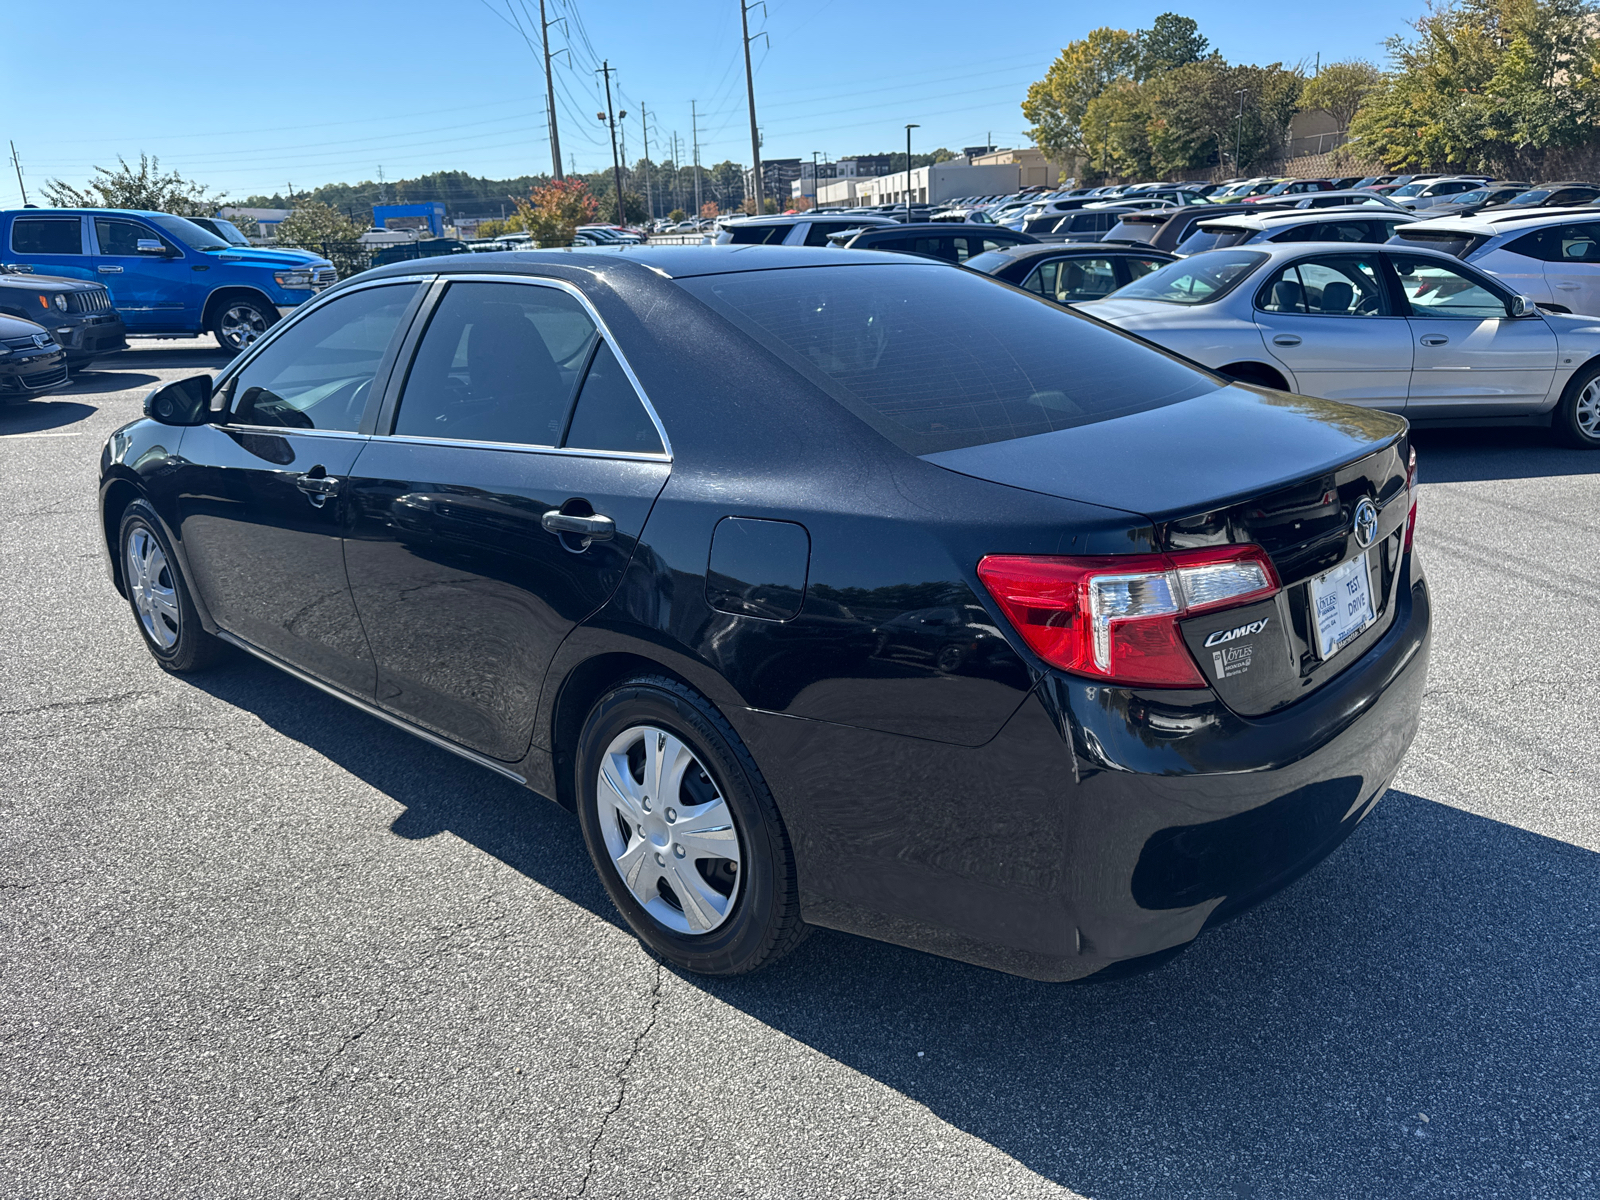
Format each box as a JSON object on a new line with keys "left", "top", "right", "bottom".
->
{"left": 273, "top": 269, "right": 315, "bottom": 290}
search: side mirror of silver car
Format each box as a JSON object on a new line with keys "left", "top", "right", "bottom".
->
{"left": 1509, "top": 294, "right": 1537, "bottom": 318}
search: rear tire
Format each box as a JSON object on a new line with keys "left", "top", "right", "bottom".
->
{"left": 118, "top": 501, "right": 224, "bottom": 673}
{"left": 1554, "top": 361, "right": 1600, "bottom": 448}
{"left": 211, "top": 297, "right": 276, "bottom": 354}
{"left": 575, "top": 675, "right": 806, "bottom": 976}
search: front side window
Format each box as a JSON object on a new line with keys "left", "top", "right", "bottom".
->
{"left": 906, "top": 237, "right": 961, "bottom": 262}
{"left": 725, "top": 224, "right": 789, "bottom": 245}
{"left": 677, "top": 263, "right": 1218, "bottom": 455}
{"left": 1257, "top": 256, "right": 1391, "bottom": 316}
{"left": 1021, "top": 256, "right": 1118, "bottom": 304}
{"left": 230, "top": 283, "right": 419, "bottom": 431}
{"left": 1389, "top": 255, "right": 1508, "bottom": 318}
{"left": 1112, "top": 251, "right": 1267, "bottom": 306}
{"left": 12, "top": 218, "right": 82, "bottom": 255}
{"left": 393, "top": 281, "right": 596, "bottom": 445}
{"left": 94, "top": 219, "right": 176, "bottom": 257}
{"left": 1126, "top": 257, "right": 1168, "bottom": 281}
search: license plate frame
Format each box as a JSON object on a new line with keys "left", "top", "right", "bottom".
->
{"left": 1309, "top": 551, "right": 1376, "bottom": 660}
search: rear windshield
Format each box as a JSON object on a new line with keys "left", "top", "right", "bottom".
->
{"left": 1111, "top": 250, "right": 1267, "bottom": 305}
{"left": 676, "top": 263, "right": 1218, "bottom": 455}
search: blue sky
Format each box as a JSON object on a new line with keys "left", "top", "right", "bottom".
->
{"left": 2, "top": 0, "right": 1426, "bottom": 207}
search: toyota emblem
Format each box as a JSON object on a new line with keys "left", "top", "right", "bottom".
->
{"left": 1353, "top": 498, "right": 1378, "bottom": 549}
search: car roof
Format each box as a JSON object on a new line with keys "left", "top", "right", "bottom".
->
{"left": 1, "top": 207, "right": 180, "bottom": 219}
{"left": 1404, "top": 206, "right": 1600, "bottom": 234}
{"left": 356, "top": 243, "right": 927, "bottom": 281}
{"left": 977, "top": 243, "right": 1176, "bottom": 265}
{"left": 1198, "top": 209, "right": 1416, "bottom": 232}
{"left": 850, "top": 222, "right": 1028, "bottom": 237}
{"left": 1182, "top": 240, "right": 1464, "bottom": 265}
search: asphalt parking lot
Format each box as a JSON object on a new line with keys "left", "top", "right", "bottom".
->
{"left": 2, "top": 341, "right": 1597, "bottom": 1199}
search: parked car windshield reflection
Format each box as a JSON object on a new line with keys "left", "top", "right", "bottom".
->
{"left": 1110, "top": 251, "right": 1268, "bottom": 305}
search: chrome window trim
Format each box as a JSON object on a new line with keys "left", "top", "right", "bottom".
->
{"left": 385, "top": 272, "right": 674, "bottom": 460}
{"left": 210, "top": 274, "right": 437, "bottom": 391}
{"left": 214, "top": 425, "right": 372, "bottom": 440}
{"left": 376, "top": 432, "right": 670, "bottom": 464}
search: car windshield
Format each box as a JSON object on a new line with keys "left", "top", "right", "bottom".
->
{"left": 1390, "top": 183, "right": 1427, "bottom": 198}
{"left": 1452, "top": 190, "right": 1489, "bottom": 205}
{"left": 963, "top": 250, "right": 1014, "bottom": 273}
{"left": 1110, "top": 250, "right": 1268, "bottom": 305}
{"left": 144, "top": 213, "right": 229, "bottom": 251}
{"left": 677, "top": 264, "right": 1218, "bottom": 455}
{"left": 1504, "top": 189, "right": 1553, "bottom": 205}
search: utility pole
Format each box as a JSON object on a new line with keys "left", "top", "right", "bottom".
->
{"left": 539, "top": 0, "right": 564, "bottom": 179}
{"left": 692, "top": 100, "right": 702, "bottom": 218}
{"left": 741, "top": 0, "right": 768, "bottom": 214}
{"left": 811, "top": 151, "right": 820, "bottom": 209}
{"left": 904, "top": 124, "right": 919, "bottom": 222}
{"left": 1234, "top": 88, "right": 1249, "bottom": 175}
{"left": 640, "top": 106, "right": 653, "bottom": 219}
{"left": 596, "top": 61, "right": 628, "bottom": 226}
{"left": 8, "top": 141, "right": 26, "bottom": 206}
{"left": 672, "top": 132, "right": 681, "bottom": 212}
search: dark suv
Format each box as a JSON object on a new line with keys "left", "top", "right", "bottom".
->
{"left": 0, "top": 268, "right": 126, "bottom": 368}
{"left": 834, "top": 222, "right": 1035, "bottom": 262}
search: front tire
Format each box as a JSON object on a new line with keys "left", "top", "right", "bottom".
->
{"left": 1555, "top": 361, "right": 1600, "bottom": 448}
{"left": 118, "top": 501, "right": 223, "bottom": 672}
{"left": 575, "top": 676, "right": 806, "bottom": 975}
{"left": 212, "top": 297, "right": 275, "bottom": 354}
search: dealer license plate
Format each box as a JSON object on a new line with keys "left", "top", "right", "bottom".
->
{"left": 1310, "top": 552, "right": 1375, "bottom": 659}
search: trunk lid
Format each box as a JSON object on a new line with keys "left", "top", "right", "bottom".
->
{"left": 928, "top": 384, "right": 1411, "bottom": 714}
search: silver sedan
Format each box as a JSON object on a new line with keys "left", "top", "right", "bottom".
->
{"left": 1077, "top": 241, "right": 1600, "bottom": 446}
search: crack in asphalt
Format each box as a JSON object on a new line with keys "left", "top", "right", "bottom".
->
{"left": 575, "top": 961, "right": 664, "bottom": 1199}
{"left": 0, "top": 690, "right": 156, "bottom": 718}
{"left": 316, "top": 1006, "right": 389, "bottom": 1084}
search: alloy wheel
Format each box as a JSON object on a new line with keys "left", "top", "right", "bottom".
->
{"left": 218, "top": 304, "right": 268, "bottom": 351}
{"left": 1577, "top": 377, "right": 1600, "bottom": 440}
{"left": 596, "top": 724, "right": 742, "bottom": 935}
{"left": 125, "top": 527, "right": 180, "bottom": 649}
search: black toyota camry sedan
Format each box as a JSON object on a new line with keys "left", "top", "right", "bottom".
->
{"left": 99, "top": 246, "right": 1430, "bottom": 981}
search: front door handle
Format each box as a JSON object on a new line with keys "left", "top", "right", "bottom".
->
{"left": 1272, "top": 334, "right": 1302, "bottom": 346}
{"left": 1556, "top": 283, "right": 1581, "bottom": 291}
{"left": 1420, "top": 334, "right": 1449, "bottom": 346}
{"left": 542, "top": 509, "right": 616, "bottom": 541}
{"left": 3, "top": 263, "right": 33, "bottom": 273}
{"left": 295, "top": 470, "right": 341, "bottom": 507}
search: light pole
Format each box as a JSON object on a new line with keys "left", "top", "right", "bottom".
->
{"left": 1233, "top": 88, "right": 1249, "bottom": 176}
{"left": 596, "top": 61, "right": 628, "bottom": 226}
{"left": 811, "top": 151, "right": 821, "bottom": 209}
{"left": 904, "top": 123, "right": 919, "bottom": 222}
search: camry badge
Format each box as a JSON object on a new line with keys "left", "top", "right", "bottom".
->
{"left": 1353, "top": 498, "right": 1378, "bottom": 549}
{"left": 1204, "top": 618, "right": 1270, "bottom": 648}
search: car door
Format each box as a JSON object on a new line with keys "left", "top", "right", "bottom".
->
{"left": 90, "top": 216, "right": 194, "bottom": 330}
{"left": 5, "top": 214, "right": 94, "bottom": 283}
{"left": 1252, "top": 253, "right": 1413, "bottom": 410}
{"left": 173, "top": 279, "right": 425, "bottom": 693}
{"left": 1538, "top": 221, "right": 1600, "bottom": 315}
{"left": 340, "top": 278, "right": 670, "bottom": 763}
{"left": 1386, "top": 251, "right": 1558, "bottom": 415}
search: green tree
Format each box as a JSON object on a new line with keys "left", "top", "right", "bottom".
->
{"left": 223, "top": 212, "right": 260, "bottom": 239}
{"left": 667, "top": 208, "right": 687, "bottom": 222}
{"left": 1299, "top": 60, "right": 1382, "bottom": 132}
{"left": 707, "top": 160, "right": 746, "bottom": 211}
{"left": 273, "top": 202, "right": 364, "bottom": 245}
{"left": 1022, "top": 28, "right": 1141, "bottom": 162}
{"left": 1082, "top": 80, "right": 1156, "bottom": 178}
{"left": 1350, "top": 0, "right": 1600, "bottom": 174}
{"left": 1149, "top": 58, "right": 1302, "bottom": 176}
{"left": 1137, "top": 12, "right": 1209, "bottom": 79}
{"left": 42, "top": 154, "right": 221, "bottom": 216}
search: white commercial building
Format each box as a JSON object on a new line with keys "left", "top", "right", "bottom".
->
{"left": 816, "top": 160, "right": 1022, "bottom": 208}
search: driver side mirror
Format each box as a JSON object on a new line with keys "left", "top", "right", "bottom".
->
{"left": 1509, "top": 294, "right": 1537, "bottom": 318}
{"left": 135, "top": 238, "right": 174, "bottom": 256}
{"left": 144, "top": 375, "right": 215, "bottom": 425}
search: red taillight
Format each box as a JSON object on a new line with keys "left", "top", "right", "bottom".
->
{"left": 977, "top": 545, "right": 1281, "bottom": 688}
{"left": 1404, "top": 446, "right": 1419, "bottom": 552}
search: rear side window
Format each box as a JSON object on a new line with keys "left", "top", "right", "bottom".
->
{"left": 1256, "top": 256, "right": 1391, "bottom": 316}
{"left": 563, "top": 342, "right": 664, "bottom": 454}
{"left": 1021, "top": 256, "right": 1118, "bottom": 304}
{"left": 12, "top": 218, "right": 83, "bottom": 255}
{"left": 1508, "top": 223, "right": 1600, "bottom": 263}
{"left": 393, "top": 281, "right": 595, "bottom": 446}
{"left": 726, "top": 224, "right": 790, "bottom": 245}
{"left": 677, "top": 263, "right": 1217, "bottom": 455}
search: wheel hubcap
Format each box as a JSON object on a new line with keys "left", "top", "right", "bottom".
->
{"left": 597, "top": 725, "right": 742, "bottom": 935}
{"left": 125, "top": 527, "right": 180, "bottom": 649}
{"left": 219, "top": 305, "right": 267, "bottom": 350}
{"left": 1577, "top": 379, "right": 1600, "bottom": 438}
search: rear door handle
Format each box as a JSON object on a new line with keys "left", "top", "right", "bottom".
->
{"left": 1556, "top": 283, "right": 1581, "bottom": 290}
{"left": 1272, "top": 334, "right": 1301, "bottom": 346}
{"left": 97, "top": 265, "right": 123, "bottom": 274}
{"left": 295, "top": 471, "right": 341, "bottom": 507}
{"left": 542, "top": 510, "right": 616, "bottom": 541}
{"left": 1420, "top": 334, "right": 1449, "bottom": 346}
{"left": 3, "top": 263, "right": 33, "bottom": 273}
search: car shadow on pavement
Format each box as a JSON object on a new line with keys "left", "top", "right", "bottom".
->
{"left": 1412, "top": 426, "right": 1600, "bottom": 482}
{"left": 58, "top": 371, "right": 159, "bottom": 395}
{"left": 192, "top": 655, "right": 1596, "bottom": 1198}
{"left": 0, "top": 400, "right": 98, "bottom": 435}
{"left": 105, "top": 346, "right": 231, "bottom": 371}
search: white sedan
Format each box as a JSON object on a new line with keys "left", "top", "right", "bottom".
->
{"left": 1076, "top": 241, "right": 1600, "bottom": 447}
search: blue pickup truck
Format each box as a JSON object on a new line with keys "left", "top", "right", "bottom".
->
{"left": 0, "top": 208, "right": 336, "bottom": 352}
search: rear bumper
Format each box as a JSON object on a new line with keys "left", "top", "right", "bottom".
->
{"left": 744, "top": 557, "right": 1431, "bottom": 982}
